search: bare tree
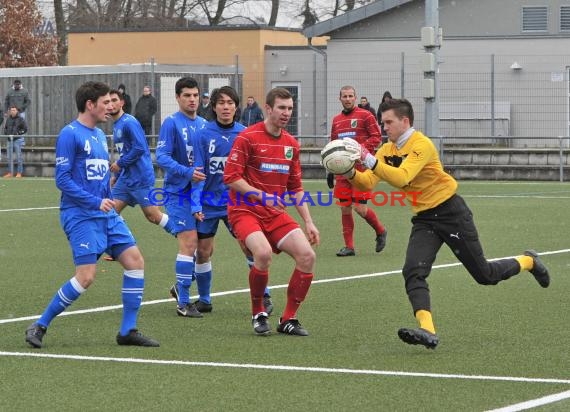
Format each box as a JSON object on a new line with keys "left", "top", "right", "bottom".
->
{"left": 0, "top": 0, "right": 59, "bottom": 67}
{"left": 54, "top": 0, "right": 67, "bottom": 64}
{"left": 268, "top": 0, "right": 279, "bottom": 26}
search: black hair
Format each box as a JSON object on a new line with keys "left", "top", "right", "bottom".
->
{"left": 75, "top": 81, "right": 110, "bottom": 113}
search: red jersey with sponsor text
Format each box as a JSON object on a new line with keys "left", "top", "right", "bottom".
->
{"left": 331, "top": 106, "right": 381, "bottom": 180}
{"left": 224, "top": 121, "right": 303, "bottom": 221}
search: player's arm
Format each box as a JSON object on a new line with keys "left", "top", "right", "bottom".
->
{"left": 189, "top": 131, "right": 207, "bottom": 216}
{"left": 349, "top": 138, "right": 434, "bottom": 190}
{"left": 155, "top": 119, "right": 197, "bottom": 179}
{"left": 291, "top": 190, "right": 320, "bottom": 245}
{"left": 55, "top": 129, "right": 103, "bottom": 210}
{"left": 116, "top": 122, "right": 146, "bottom": 169}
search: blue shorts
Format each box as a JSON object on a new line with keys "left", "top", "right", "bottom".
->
{"left": 197, "top": 216, "right": 233, "bottom": 239}
{"left": 112, "top": 183, "right": 154, "bottom": 208}
{"left": 61, "top": 211, "right": 136, "bottom": 265}
{"left": 164, "top": 194, "right": 198, "bottom": 234}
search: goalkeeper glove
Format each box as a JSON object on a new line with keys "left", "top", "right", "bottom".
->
{"left": 343, "top": 139, "right": 378, "bottom": 170}
{"left": 326, "top": 172, "right": 335, "bottom": 189}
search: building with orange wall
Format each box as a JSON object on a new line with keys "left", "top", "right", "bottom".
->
{"left": 68, "top": 27, "right": 326, "bottom": 109}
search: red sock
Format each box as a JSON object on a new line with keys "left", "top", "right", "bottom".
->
{"left": 282, "top": 269, "right": 314, "bottom": 321}
{"left": 249, "top": 266, "right": 269, "bottom": 315}
{"left": 364, "top": 208, "right": 385, "bottom": 235}
{"left": 341, "top": 213, "right": 355, "bottom": 249}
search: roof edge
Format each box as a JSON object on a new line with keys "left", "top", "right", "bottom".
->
{"left": 303, "top": 0, "right": 415, "bottom": 38}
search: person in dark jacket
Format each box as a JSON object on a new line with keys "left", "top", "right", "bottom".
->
{"left": 117, "top": 84, "right": 132, "bottom": 114}
{"left": 134, "top": 86, "right": 158, "bottom": 135}
{"left": 197, "top": 92, "right": 214, "bottom": 121}
{"left": 4, "top": 79, "right": 31, "bottom": 120}
{"left": 3, "top": 106, "right": 28, "bottom": 178}
{"left": 377, "top": 91, "right": 393, "bottom": 143}
{"left": 358, "top": 96, "right": 377, "bottom": 119}
{"left": 239, "top": 96, "right": 264, "bottom": 126}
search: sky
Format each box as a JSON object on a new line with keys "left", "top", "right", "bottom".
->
{"left": 35, "top": 0, "right": 364, "bottom": 29}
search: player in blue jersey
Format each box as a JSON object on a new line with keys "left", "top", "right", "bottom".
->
{"left": 25, "top": 81, "right": 159, "bottom": 348}
{"left": 168, "top": 86, "right": 274, "bottom": 314}
{"left": 108, "top": 89, "right": 175, "bottom": 235}
{"left": 156, "top": 77, "right": 207, "bottom": 318}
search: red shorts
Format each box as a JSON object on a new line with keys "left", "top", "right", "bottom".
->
{"left": 333, "top": 177, "right": 371, "bottom": 204}
{"left": 229, "top": 211, "right": 301, "bottom": 254}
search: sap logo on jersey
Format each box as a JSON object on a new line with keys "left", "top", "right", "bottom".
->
{"left": 209, "top": 156, "right": 227, "bottom": 174}
{"left": 86, "top": 159, "right": 109, "bottom": 180}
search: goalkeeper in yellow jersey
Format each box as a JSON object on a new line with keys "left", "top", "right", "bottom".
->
{"left": 341, "top": 98, "right": 550, "bottom": 349}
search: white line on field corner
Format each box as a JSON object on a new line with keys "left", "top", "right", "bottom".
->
{"left": 486, "top": 389, "right": 570, "bottom": 411}
{"left": 1, "top": 248, "right": 569, "bottom": 326}
{"left": 1, "top": 351, "right": 570, "bottom": 385}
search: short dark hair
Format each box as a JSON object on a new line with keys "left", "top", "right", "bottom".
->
{"left": 380, "top": 98, "right": 414, "bottom": 126}
{"left": 75, "top": 81, "right": 110, "bottom": 113}
{"left": 175, "top": 77, "right": 199, "bottom": 96}
{"left": 266, "top": 87, "right": 292, "bottom": 108}
{"left": 14, "top": 79, "right": 21, "bottom": 84}
{"left": 109, "top": 89, "right": 124, "bottom": 101}
{"left": 210, "top": 86, "right": 240, "bottom": 109}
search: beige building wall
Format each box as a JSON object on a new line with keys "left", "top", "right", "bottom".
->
{"left": 68, "top": 29, "right": 326, "bottom": 109}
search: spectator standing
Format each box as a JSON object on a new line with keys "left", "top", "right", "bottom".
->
{"left": 377, "top": 91, "right": 393, "bottom": 143}
{"left": 5, "top": 80, "right": 31, "bottom": 120}
{"left": 358, "top": 96, "right": 377, "bottom": 119}
{"left": 239, "top": 96, "right": 264, "bottom": 126}
{"left": 117, "top": 84, "right": 132, "bottom": 114}
{"left": 3, "top": 106, "right": 28, "bottom": 178}
{"left": 134, "top": 86, "right": 158, "bottom": 135}
{"left": 197, "top": 92, "right": 214, "bottom": 121}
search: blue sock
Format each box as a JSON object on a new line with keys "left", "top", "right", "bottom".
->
{"left": 264, "top": 287, "right": 271, "bottom": 297}
{"left": 195, "top": 261, "right": 212, "bottom": 304}
{"left": 120, "top": 269, "right": 144, "bottom": 336}
{"left": 176, "top": 254, "right": 194, "bottom": 306}
{"left": 159, "top": 213, "right": 176, "bottom": 236}
{"left": 246, "top": 256, "right": 254, "bottom": 269}
{"left": 38, "top": 277, "right": 85, "bottom": 328}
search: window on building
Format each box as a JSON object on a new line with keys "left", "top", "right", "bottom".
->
{"left": 522, "top": 6, "right": 548, "bottom": 32}
{"left": 561, "top": 6, "right": 570, "bottom": 31}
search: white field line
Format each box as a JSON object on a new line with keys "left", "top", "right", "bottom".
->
{"left": 1, "top": 248, "right": 569, "bottom": 325}
{"left": 0, "top": 351, "right": 569, "bottom": 386}
{"left": 0, "top": 206, "right": 59, "bottom": 212}
{"left": 486, "top": 389, "right": 570, "bottom": 411}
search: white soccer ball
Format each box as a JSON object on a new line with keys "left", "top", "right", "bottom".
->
{"left": 320, "top": 139, "right": 356, "bottom": 175}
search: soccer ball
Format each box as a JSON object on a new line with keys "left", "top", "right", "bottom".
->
{"left": 320, "top": 139, "right": 356, "bottom": 175}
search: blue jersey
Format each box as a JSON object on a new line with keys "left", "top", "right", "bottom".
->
{"left": 198, "top": 120, "right": 245, "bottom": 218}
{"left": 55, "top": 120, "right": 114, "bottom": 218}
{"left": 156, "top": 111, "right": 206, "bottom": 213}
{"left": 113, "top": 113, "right": 155, "bottom": 188}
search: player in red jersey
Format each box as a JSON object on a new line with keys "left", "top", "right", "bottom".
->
{"left": 224, "top": 87, "right": 320, "bottom": 336}
{"left": 329, "top": 85, "right": 387, "bottom": 257}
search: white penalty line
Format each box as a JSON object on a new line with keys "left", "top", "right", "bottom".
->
{"left": 486, "top": 389, "right": 570, "bottom": 411}
{"left": 0, "top": 206, "right": 59, "bottom": 213}
{"left": 1, "top": 350, "right": 569, "bottom": 386}
{"left": 2, "top": 248, "right": 569, "bottom": 326}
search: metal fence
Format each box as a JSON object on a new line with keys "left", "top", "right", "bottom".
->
{"left": 3, "top": 134, "right": 570, "bottom": 182}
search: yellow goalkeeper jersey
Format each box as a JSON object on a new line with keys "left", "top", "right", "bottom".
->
{"left": 351, "top": 130, "right": 457, "bottom": 213}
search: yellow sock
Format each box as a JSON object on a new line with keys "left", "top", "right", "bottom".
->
{"left": 415, "top": 309, "right": 436, "bottom": 334}
{"left": 516, "top": 256, "right": 534, "bottom": 271}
